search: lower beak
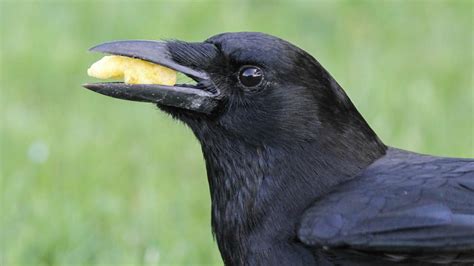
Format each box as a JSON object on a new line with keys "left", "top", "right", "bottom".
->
{"left": 82, "top": 40, "right": 220, "bottom": 114}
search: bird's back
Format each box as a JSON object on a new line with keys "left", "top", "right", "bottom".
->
{"left": 298, "top": 148, "right": 474, "bottom": 265}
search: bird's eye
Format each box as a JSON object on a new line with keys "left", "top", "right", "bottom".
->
{"left": 238, "top": 66, "right": 264, "bottom": 88}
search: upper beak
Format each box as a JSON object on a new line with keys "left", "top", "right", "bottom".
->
{"left": 82, "top": 40, "right": 220, "bottom": 114}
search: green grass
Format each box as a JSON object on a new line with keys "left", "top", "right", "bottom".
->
{"left": 1, "top": 1, "right": 472, "bottom": 265}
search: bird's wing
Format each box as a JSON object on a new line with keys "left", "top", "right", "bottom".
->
{"left": 298, "top": 149, "right": 474, "bottom": 263}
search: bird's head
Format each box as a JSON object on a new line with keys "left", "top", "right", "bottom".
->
{"left": 85, "top": 32, "right": 383, "bottom": 150}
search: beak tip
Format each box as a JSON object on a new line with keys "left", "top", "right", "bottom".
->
{"left": 88, "top": 42, "right": 112, "bottom": 53}
{"left": 82, "top": 83, "right": 99, "bottom": 92}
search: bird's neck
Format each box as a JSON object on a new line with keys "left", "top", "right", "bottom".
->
{"left": 193, "top": 121, "right": 386, "bottom": 264}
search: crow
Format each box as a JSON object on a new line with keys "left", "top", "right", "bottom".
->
{"left": 84, "top": 32, "right": 474, "bottom": 265}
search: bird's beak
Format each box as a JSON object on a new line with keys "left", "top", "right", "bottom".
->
{"left": 83, "top": 40, "right": 220, "bottom": 114}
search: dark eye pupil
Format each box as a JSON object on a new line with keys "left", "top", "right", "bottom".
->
{"left": 239, "top": 67, "right": 263, "bottom": 87}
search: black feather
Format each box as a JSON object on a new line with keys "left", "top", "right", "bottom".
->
{"left": 159, "top": 32, "right": 474, "bottom": 265}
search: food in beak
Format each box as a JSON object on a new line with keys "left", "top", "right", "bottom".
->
{"left": 87, "top": 55, "right": 177, "bottom": 85}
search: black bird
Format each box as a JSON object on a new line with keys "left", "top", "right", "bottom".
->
{"left": 84, "top": 32, "right": 474, "bottom": 265}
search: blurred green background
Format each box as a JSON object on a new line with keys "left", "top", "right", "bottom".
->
{"left": 1, "top": 0, "right": 472, "bottom": 265}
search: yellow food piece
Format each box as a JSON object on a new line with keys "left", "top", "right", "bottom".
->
{"left": 87, "top": 55, "right": 176, "bottom": 85}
